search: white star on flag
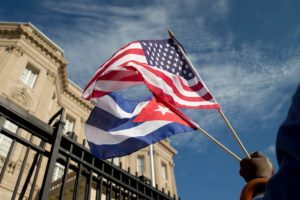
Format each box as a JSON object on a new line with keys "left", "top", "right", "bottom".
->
{"left": 155, "top": 105, "right": 171, "bottom": 116}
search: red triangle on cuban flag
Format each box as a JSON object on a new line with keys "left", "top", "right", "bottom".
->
{"left": 133, "top": 97, "right": 193, "bottom": 127}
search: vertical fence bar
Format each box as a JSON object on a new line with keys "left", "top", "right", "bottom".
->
{"left": 85, "top": 170, "right": 91, "bottom": 200}
{"left": 119, "top": 171, "right": 123, "bottom": 200}
{"left": 72, "top": 165, "right": 82, "bottom": 200}
{"left": 18, "top": 140, "right": 45, "bottom": 200}
{"left": 128, "top": 177, "right": 132, "bottom": 200}
{"left": 28, "top": 141, "right": 46, "bottom": 200}
{"left": 39, "top": 108, "right": 65, "bottom": 200}
{"left": 108, "top": 180, "right": 113, "bottom": 200}
{"left": 136, "top": 180, "right": 140, "bottom": 200}
{"left": 59, "top": 143, "right": 73, "bottom": 200}
{"left": 73, "top": 148, "right": 84, "bottom": 200}
{"left": 117, "top": 186, "right": 121, "bottom": 200}
{"left": 95, "top": 175, "right": 103, "bottom": 200}
{"left": 85, "top": 157, "right": 94, "bottom": 200}
{"left": 11, "top": 135, "right": 34, "bottom": 200}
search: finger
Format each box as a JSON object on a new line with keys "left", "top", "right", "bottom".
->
{"left": 251, "top": 151, "right": 265, "bottom": 158}
{"left": 240, "top": 158, "right": 251, "bottom": 167}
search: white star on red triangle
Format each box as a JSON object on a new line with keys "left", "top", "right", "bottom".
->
{"left": 155, "top": 105, "right": 171, "bottom": 116}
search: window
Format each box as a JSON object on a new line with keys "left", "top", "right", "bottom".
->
{"left": 0, "top": 134, "right": 12, "bottom": 157}
{"left": 52, "top": 163, "right": 65, "bottom": 181}
{"left": 137, "top": 155, "right": 145, "bottom": 174}
{"left": 19, "top": 65, "right": 39, "bottom": 88}
{"left": 3, "top": 120, "right": 18, "bottom": 133}
{"left": 161, "top": 162, "right": 168, "bottom": 180}
{"left": 64, "top": 115, "right": 75, "bottom": 134}
{"left": 0, "top": 120, "right": 18, "bottom": 157}
{"left": 112, "top": 157, "right": 120, "bottom": 166}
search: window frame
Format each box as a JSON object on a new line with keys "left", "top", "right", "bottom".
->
{"left": 52, "top": 162, "right": 65, "bottom": 181}
{"left": 64, "top": 115, "right": 75, "bottom": 134}
{"left": 19, "top": 64, "right": 39, "bottom": 89}
{"left": 112, "top": 157, "right": 120, "bottom": 166}
{"left": 161, "top": 161, "right": 168, "bottom": 180}
{"left": 137, "top": 155, "right": 145, "bottom": 174}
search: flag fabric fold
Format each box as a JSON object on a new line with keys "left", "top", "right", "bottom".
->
{"left": 85, "top": 93, "right": 195, "bottom": 159}
{"left": 83, "top": 39, "right": 219, "bottom": 109}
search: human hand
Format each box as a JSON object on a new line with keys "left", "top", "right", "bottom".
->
{"left": 240, "top": 151, "right": 274, "bottom": 182}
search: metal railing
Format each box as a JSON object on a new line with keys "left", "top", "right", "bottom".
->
{"left": 0, "top": 96, "right": 179, "bottom": 200}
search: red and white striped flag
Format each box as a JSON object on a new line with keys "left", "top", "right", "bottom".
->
{"left": 83, "top": 39, "right": 219, "bottom": 109}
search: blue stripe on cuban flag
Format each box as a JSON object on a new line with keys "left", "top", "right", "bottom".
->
{"left": 85, "top": 93, "right": 194, "bottom": 159}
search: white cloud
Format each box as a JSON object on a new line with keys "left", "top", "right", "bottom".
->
{"left": 164, "top": 0, "right": 230, "bottom": 20}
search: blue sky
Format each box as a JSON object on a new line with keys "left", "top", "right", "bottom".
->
{"left": 2, "top": 0, "right": 300, "bottom": 199}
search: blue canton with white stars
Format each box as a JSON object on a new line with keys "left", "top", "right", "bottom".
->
{"left": 140, "top": 39, "right": 195, "bottom": 81}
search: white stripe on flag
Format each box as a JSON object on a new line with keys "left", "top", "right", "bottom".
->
{"left": 94, "top": 80, "right": 141, "bottom": 92}
{"left": 94, "top": 42, "right": 143, "bottom": 76}
{"left": 101, "top": 54, "right": 147, "bottom": 76}
{"left": 96, "top": 95, "right": 149, "bottom": 119}
{"left": 85, "top": 120, "right": 171, "bottom": 145}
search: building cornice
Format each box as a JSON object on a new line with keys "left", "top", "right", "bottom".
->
{"left": 63, "top": 87, "right": 94, "bottom": 111}
{"left": 18, "top": 24, "right": 69, "bottom": 91}
{"left": 157, "top": 140, "right": 177, "bottom": 156}
{"left": 0, "top": 22, "right": 67, "bottom": 66}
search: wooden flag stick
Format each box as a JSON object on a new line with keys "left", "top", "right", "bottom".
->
{"left": 168, "top": 30, "right": 250, "bottom": 159}
{"left": 154, "top": 94, "right": 241, "bottom": 161}
{"left": 218, "top": 108, "right": 251, "bottom": 158}
{"left": 195, "top": 125, "right": 241, "bottom": 161}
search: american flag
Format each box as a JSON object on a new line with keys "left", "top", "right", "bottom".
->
{"left": 83, "top": 39, "right": 219, "bottom": 109}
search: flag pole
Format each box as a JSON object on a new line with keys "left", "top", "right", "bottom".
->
{"left": 168, "top": 30, "right": 251, "bottom": 159}
{"left": 195, "top": 124, "right": 241, "bottom": 161}
{"left": 154, "top": 94, "right": 241, "bottom": 161}
{"left": 149, "top": 144, "right": 156, "bottom": 187}
{"left": 218, "top": 109, "right": 251, "bottom": 158}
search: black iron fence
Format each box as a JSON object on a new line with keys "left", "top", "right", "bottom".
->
{"left": 0, "top": 96, "right": 179, "bottom": 200}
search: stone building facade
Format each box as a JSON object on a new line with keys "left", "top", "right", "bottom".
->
{"left": 0, "top": 22, "right": 178, "bottom": 199}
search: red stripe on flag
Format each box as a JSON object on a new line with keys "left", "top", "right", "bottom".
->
{"left": 84, "top": 48, "right": 145, "bottom": 92}
{"left": 122, "top": 61, "right": 213, "bottom": 102}
{"left": 98, "top": 70, "right": 142, "bottom": 82}
{"left": 146, "top": 83, "right": 220, "bottom": 109}
{"left": 178, "top": 78, "right": 204, "bottom": 92}
{"left": 90, "top": 90, "right": 110, "bottom": 99}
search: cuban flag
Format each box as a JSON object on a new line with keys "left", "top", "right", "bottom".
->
{"left": 85, "top": 93, "right": 195, "bottom": 159}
